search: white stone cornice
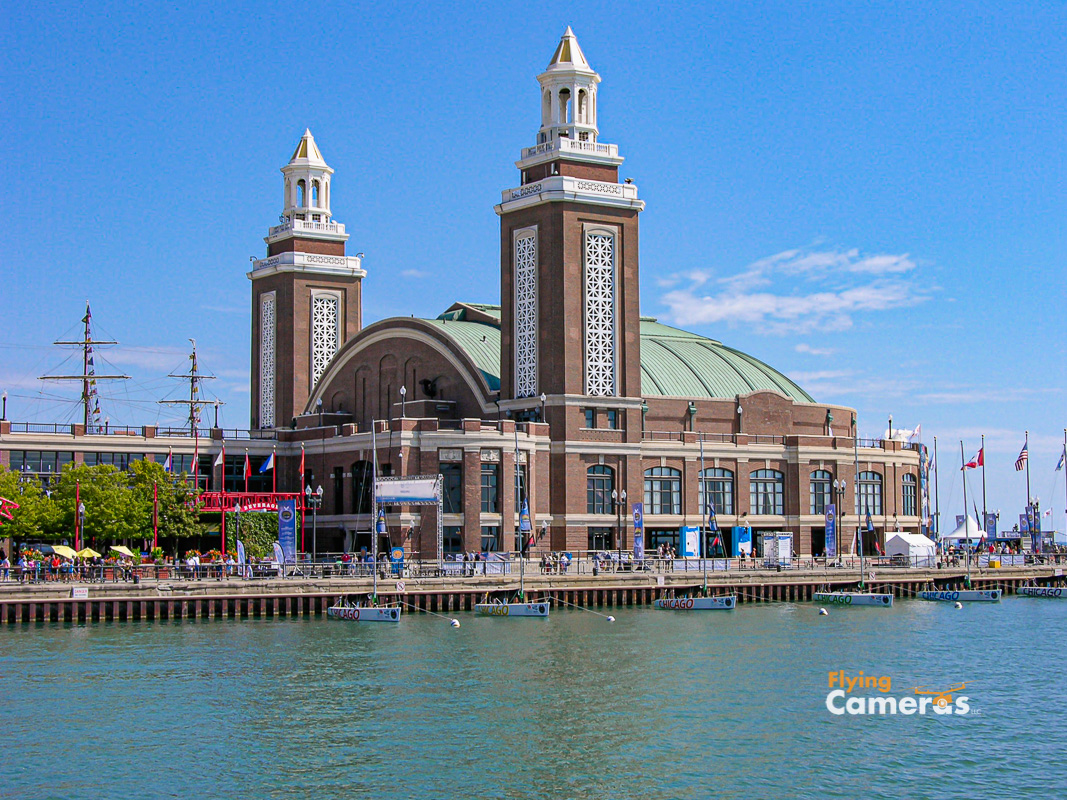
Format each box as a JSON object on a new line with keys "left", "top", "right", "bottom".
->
{"left": 265, "top": 218, "right": 348, "bottom": 244}
{"left": 494, "top": 175, "right": 644, "bottom": 215}
{"left": 247, "top": 251, "right": 366, "bottom": 281}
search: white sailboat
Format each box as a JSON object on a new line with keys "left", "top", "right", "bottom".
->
{"left": 917, "top": 442, "right": 1001, "bottom": 604}
{"left": 1017, "top": 586, "right": 1067, "bottom": 599}
{"left": 655, "top": 438, "right": 737, "bottom": 611}
{"left": 813, "top": 432, "right": 893, "bottom": 607}
{"left": 327, "top": 423, "right": 402, "bottom": 623}
{"left": 475, "top": 428, "right": 549, "bottom": 618}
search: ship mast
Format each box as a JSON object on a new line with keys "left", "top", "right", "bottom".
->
{"left": 39, "top": 302, "right": 129, "bottom": 429}
{"left": 159, "top": 339, "right": 219, "bottom": 489}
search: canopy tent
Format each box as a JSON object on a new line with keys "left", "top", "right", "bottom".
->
{"left": 76, "top": 548, "right": 101, "bottom": 558}
{"left": 942, "top": 515, "right": 984, "bottom": 541}
{"left": 51, "top": 545, "right": 78, "bottom": 558}
{"left": 110, "top": 545, "right": 136, "bottom": 557}
{"left": 885, "top": 532, "right": 937, "bottom": 566}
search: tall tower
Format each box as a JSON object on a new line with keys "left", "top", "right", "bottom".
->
{"left": 496, "top": 28, "right": 645, "bottom": 413}
{"left": 249, "top": 130, "right": 366, "bottom": 429}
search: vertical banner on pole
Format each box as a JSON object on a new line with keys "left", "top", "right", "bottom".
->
{"left": 277, "top": 499, "right": 297, "bottom": 562}
{"left": 825, "top": 504, "right": 837, "bottom": 558}
{"left": 632, "top": 502, "right": 644, "bottom": 561}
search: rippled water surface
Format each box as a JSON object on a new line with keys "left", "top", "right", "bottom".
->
{"left": 3, "top": 597, "right": 1065, "bottom": 799}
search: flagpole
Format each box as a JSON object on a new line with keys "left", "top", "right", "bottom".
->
{"left": 152, "top": 481, "right": 158, "bottom": 550}
{"left": 981, "top": 433, "right": 987, "bottom": 544}
{"left": 244, "top": 447, "right": 249, "bottom": 494}
{"left": 1024, "top": 429, "right": 1031, "bottom": 513}
{"left": 700, "top": 435, "right": 708, "bottom": 594}
{"left": 1062, "top": 429, "right": 1066, "bottom": 542}
{"left": 299, "top": 444, "right": 306, "bottom": 555}
{"left": 933, "top": 436, "right": 941, "bottom": 546}
{"left": 961, "top": 440, "right": 970, "bottom": 582}
{"left": 272, "top": 446, "right": 277, "bottom": 494}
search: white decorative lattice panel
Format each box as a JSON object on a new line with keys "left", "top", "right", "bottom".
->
{"left": 311, "top": 294, "right": 339, "bottom": 387}
{"left": 514, "top": 233, "right": 538, "bottom": 398}
{"left": 259, "top": 293, "right": 276, "bottom": 428}
{"left": 584, "top": 232, "right": 616, "bottom": 396}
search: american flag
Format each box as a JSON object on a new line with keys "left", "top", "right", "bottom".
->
{"left": 1015, "top": 443, "right": 1028, "bottom": 471}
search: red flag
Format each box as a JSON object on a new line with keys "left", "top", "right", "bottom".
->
{"left": 299, "top": 445, "right": 305, "bottom": 488}
{"left": 244, "top": 453, "right": 251, "bottom": 479}
{"left": 962, "top": 448, "right": 983, "bottom": 470}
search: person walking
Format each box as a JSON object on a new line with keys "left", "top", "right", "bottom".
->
{"left": 0, "top": 551, "right": 9, "bottom": 581}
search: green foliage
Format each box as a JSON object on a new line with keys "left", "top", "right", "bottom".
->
{"left": 49, "top": 464, "right": 145, "bottom": 542}
{"left": 0, "top": 466, "right": 51, "bottom": 540}
{"left": 128, "top": 460, "right": 202, "bottom": 541}
{"left": 225, "top": 511, "right": 278, "bottom": 558}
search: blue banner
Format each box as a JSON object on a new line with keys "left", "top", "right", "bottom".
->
{"left": 825, "top": 504, "right": 837, "bottom": 558}
{"left": 277, "top": 499, "right": 297, "bottom": 561}
{"left": 633, "top": 530, "right": 644, "bottom": 561}
{"left": 632, "top": 503, "right": 644, "bottom": 560}
{"left": 519, "top": 498, "right": 531, "bottom": 533}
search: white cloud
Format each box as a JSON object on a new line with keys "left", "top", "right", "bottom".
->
{"left": 794, "top": 343, "right": 835, "bottom": 356}
{"left": 401, "top": 269, "right": 429, "bottom": 278}
{"left": 659, "top": 245, "right": 931, "bottom": 335}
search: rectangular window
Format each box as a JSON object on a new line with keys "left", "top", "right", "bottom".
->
{"left": 902, "top": 477, "right": 917, "bottom": 517}
{"left": 481, "top": 526, "right": 499, "bottom": 552}
{"left": 514, "top": 463, "right": 527, "bottom": 510}
{"left": 584, "top": 408, "right": 595, "bottom": 428}
{"left": 606, "top": 410, "right": 618, "bottom": 430}
{"left": 700, "top": 472, "right": 734, "bottom": 516}
{"left": 644, "top": 469, "right": 682, "bottom": 515}
{"left": 443, "top": 525, "right": 463, "bottom": 554}
{"left": 480, "top": 463, "right": 500, "bottom": 513}
{"left": 333, "top": 467, "right": 344, "bottom": 515}
{"left": 810, "top": 473, "right": 832, "bottom": 515}
{"left": 750, "top": 471, "right": 784, "bottom": 515}
{"left": 440, "top": 462, "right": 463, "bottom": 514}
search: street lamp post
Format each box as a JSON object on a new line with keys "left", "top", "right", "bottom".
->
{"left": 400, "top": 385, "right": 407, "bottom": 418}
{"left": 77, "top": 502, "right": 86, "bottom": 552}
{"left": 612, "top": 488, "right": 627, "bottom": 565}
{"left": 1, "top": 390, "right": 6, "bottom": 420}
{"left": 305, "top": 484, "right": 323, "bottom": 566}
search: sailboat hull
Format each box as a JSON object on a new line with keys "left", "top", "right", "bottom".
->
{"left": 917, "top": 589, "right": 1000, "bottom": 602}
{"left": 327, "top": 606, "right": 402, "bottom": 622}
{"left": 474, "top": 602, "right": 549, "bottom": 617}
{"left": 813, "top": 592, "right": 893, "bottom": 607}
{"left": 654, "top": 596, "right": 736, "bottom": 610}
{"left": 1017, "top": 586, "right": 1067, "bottom": 598}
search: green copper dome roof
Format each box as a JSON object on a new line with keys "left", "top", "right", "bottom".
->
{"left": 429, "top": 305, "right": 813, "bottom": 403}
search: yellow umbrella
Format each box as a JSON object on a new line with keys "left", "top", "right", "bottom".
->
{"left": 110, "top": 545, "right": 136, "bottom": 558}
{"left": 77, "top": 548, "right": 101, "bottom": 558}
{"left": 52, "top": 545, "right": 78, "bottom": 558}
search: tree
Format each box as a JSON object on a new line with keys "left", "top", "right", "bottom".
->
{"left": 0, "top": 465, "right": 54, "bottom": 541}
{"left": 128, "top": 460, "right": 201, "bottom": 542}
{"left": 49, "top": 464, "right": 145, "bottom": 545}
{"left": 225, "top": 510, "right": 277, "bottom": 558}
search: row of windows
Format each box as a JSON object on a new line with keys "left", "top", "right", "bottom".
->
{"left": 581, "top": 466, "right": 915, "bottom": 517}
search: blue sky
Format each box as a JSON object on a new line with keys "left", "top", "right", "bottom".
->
{"left": 1, "top": 1, "right": 1064, "bottom": 527}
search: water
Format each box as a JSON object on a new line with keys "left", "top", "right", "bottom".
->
{"left": 2, "top": 598, "right": 1066, "bottom": 799}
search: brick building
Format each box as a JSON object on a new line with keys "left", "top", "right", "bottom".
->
{"left": 0, "top": 29, "right": 923, "bottom": 559}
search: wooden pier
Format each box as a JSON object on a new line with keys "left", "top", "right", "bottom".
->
{"left": 2, "top": 566, "right": 1063, "bottom": 624}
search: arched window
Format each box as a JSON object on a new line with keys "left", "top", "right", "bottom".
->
{"left": 578, "top": 89, "right": 588, "bottom": 123}
{"left": 810, "top": 470, "right": 832, "bottom": 514}
{"left": 559, "top": 88, "right": 572, "bottom": 125}
{"left": 856, "top": 471, "right": 883, "bottom": 516}
{"left": 586, "top": 465, "right": 614, "bottom": 515}
{"left": 312, "top": 180, "right": 320, "bottom": 206}
{"left": 902, "top": 474, "right": 917, "bottom": 517}
{"left": 542, "top": 90, "right": 552, "bottom": 125}
{"left": 699, "top": 468, "right": 733, "bottom": 516}
{"left": 297, "top": 179, "right": 306, "bottom": 207}
{"left": 750, "top": 469, "right": 784, "bottom": 515}
{"left": 644, "top": 467, "right": 681, "bottom": 515}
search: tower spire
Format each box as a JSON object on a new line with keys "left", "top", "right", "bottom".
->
{"left": 537, "top": 27, "right": 601, "bottom": 146}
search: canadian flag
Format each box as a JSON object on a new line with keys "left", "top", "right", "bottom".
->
{"left": 962, "top": 447, "right": 984, "bottom": 470}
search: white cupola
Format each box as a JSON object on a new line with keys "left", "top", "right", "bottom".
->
{"left": 281, "top": 129, "right": 334, "bottom": 222}
{"left": 536, "top": 27, "right": 601, "bottom": 145}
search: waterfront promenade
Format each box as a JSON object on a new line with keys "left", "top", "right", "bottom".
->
{"left": 2, "top": 559, "right": 1062, "bottom": 624}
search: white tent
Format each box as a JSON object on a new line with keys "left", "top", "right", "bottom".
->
{"left": 942, "top": 515, "right": 983, "bottom": 541}
{"left": 885, "top": 532, "right": 937, "bottom": 566}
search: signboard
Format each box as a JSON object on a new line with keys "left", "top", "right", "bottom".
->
{"left": 71, "top": 587, "right": 88, "bottom": 599}
{"left": 983, "top": 512, "right": 997, "bottom": 539}
{"left": 681, "top": 525, "right": 700, "bottom": 558}
{"left": 375, "top": 477, "right": 439, "bottom": 504}
{"left": 277, "top": 499, "right": 297, "bottom": 561}
{"left": 735, "top": 525, "right": 753, "bottom": 556}
{"left": 825, "top": 504, "right": 837, "bottom": 558}
{"left": 762, "top": 532, "right": 793, "bottom": 567}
